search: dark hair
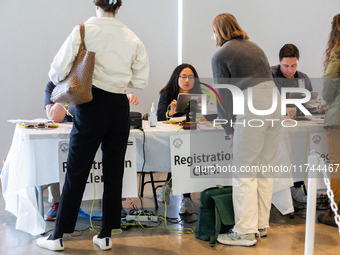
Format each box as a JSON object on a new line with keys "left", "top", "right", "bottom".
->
{"left": 279, "top": 44, "right": 300, "bottom": 61}
{"left": 159, "top": 64, "right": 201, "bottom": 99}
{"left": 93, "top": 0, "right": 122, "bottom": 14}
{"left": 212, "top": 13, "right": 249, "bottom": 47}
{"left": 323, "top": 14, "right": 340, "bottom": 72}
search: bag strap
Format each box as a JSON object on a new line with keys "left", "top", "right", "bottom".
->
{"left": 78, "top": 23, "right": 87, "bottom": 51}
{"left": 209, "top": 206, "right": 221, "bottom": 247}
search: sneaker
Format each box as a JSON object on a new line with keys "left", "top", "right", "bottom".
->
{"left": 44, "top": 202, "right": 59, "bottom": 221}
{"left": 157, "top": 185, "right": 171, "bottom": 205}
{"left": 255, "top": 228, "right": 267, "bottom": 238}
{"left": 217, "top": 229, "right": 257, "bottom": 246}
{"left": 291, "top": 187, "right": 307, "bottom": 203}
{"left": 93, "top": 235, "right": 112, "bottom": 250}
{"left": 179, "top": 198, "right": 194, "bottom": 215}
{"left": 37, "top": 235, "right": 64, "bottom": 251}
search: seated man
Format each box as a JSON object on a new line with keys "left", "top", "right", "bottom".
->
{"left": 271, "top": 44, "right": 312, "bottom": 203}
{"left": 44, "top": 81, "right": 139, "bottom": 220}
{"left": 43, "top": 81, "right": 73, "bottom": 220}
{"left": 271, "top": 44, "right": 313, "bottom": 118}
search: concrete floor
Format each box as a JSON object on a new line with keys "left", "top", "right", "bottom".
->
{"left": 0, "top": 172, "right": 339, "bottom": 255}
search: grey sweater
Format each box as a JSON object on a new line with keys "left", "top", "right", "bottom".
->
{"left": 211, "top": 39, "right": 273, "bottom": 135}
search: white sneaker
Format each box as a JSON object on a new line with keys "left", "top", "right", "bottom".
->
{"left": 36, "top": 235, "right": 65, "bottom": 251}
{"left": 157, "top": 185, "right": 171, "bottom": 205}
{"left": 217, "top": 230, "right": 257, "bottom": 246}
{"left": 291, "top": 187, "right": 307, "bottom": 203}
{"left": 179, "top": 198, "right": 194, "bottom": 215}
{"left": 93, "top": 235, "right": 112, "bottom": 250}
{"left": 255, "top": 228, "right": 267, "bottom": 238}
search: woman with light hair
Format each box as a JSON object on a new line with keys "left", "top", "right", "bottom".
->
{"left": 318, "top": 13, "right": 340, "bottom": 227}
{"left": 211, "top": 13, "right": 282, "bottom": 246}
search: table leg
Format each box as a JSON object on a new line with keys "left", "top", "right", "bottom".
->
{"left": 35, "top": 186, "right": 44, "bottom": 217}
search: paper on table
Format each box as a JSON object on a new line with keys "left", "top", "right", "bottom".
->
{"left": 8, "top": 118, "right": 54, "bottom": 125}
{"left": 198, "top": 121, "right": 224, "bottom": 130}
{"left": 162, "top": 116, "right": 186, "bottom": 124}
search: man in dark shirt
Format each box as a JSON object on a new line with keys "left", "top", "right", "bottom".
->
{"left": 271, "top": 44, "right": 313, "bottom": 119}
{"left": 271, "top": 44, "right": 310, "bottom": 203}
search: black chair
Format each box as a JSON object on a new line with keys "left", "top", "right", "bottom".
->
{"left": 140, "top": 172, "right": 167, "bottom": 209}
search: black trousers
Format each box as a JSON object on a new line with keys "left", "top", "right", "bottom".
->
{"left": 54, "top": 88, "right": 130, "bottom": 233}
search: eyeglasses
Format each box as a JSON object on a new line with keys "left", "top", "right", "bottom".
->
{"left": 179, "top": 75, "right": 195, "bottom": 80}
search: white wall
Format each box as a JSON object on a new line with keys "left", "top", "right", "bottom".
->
{"left": 0, "top": 0, "right": 339, "bottom": 160}
{"left": 182, "top": 0, "right": 339, "bottom": 85}
{"left": 0, "top": 0, "right": 178, "bottom": 160}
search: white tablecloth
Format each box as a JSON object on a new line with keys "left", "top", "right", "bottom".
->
{"left": 1, "top": 118, "right": 326, "bottom": 235}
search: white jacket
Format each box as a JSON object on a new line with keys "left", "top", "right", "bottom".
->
{"left": 49, "top": 17, "right": 149, "bottom": 94}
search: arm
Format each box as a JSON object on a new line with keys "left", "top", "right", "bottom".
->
{"left": 157, "top": 91, "right": 170, "bottom": 121}
{"left": 212, "top": 52, "right": 234, "bottom": 135}
{"left": 126, "top": 92, "right": 139, "bottom": 105}
{"left": 128, "top": 41, "right": 150, "bottom": 90}
{"left": 44, "top": 81, "right": 67, "bottom": 123}
{"left": 322, "top": 50, "right": 340, "bottom": 103}
{"left": 46, "top": 103, "right": 67, "bottom": 123}
{"left": 168, "top": 100, "right": 177, "bottom": 117}
{"left": 286, "top": 107, "right": 297, "bottom": 118}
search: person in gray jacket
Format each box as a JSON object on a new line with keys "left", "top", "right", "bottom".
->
{"left": 211, "top": 13, "right": 281, "bottom": 247}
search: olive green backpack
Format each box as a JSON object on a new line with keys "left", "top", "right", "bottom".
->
{"left": 195, "top": 186, "right": 234, "bottom": 247}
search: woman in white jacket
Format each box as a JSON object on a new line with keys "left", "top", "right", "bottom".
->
{"left": 37, "top": 0, "right": 149, "bottom": 251}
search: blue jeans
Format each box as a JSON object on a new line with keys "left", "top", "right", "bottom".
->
{"left": 54, "top": 88, "right": 130, "bottom": 233}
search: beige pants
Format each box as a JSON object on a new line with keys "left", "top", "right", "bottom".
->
{"left": 48, "top": 183, "right": 60, "bottom": 204}
{"left": 232, "top": 81, "right": 282, "bottom": 234}
{"left": 326, "top": 128, "right": 340, "bottom": 205}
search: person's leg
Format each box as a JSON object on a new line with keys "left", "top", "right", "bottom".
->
{"left": 52, "top": 90, "right": 109, "bottom": 239}
{"left": 48, "top": 183, "right": 60, "bottom": 204}
{"left": 232, "top": 124, "right": 261, "bottom": 235}
{"left": 327, "top": 128, "right": 340, "bottom": 205}
{"left": 157, "top": 172, "right": 172, "bottom": 204}
{"left": 232, "top": 82, "right": 281, "bottom": 235}
{"left": 45, "top": 183, "right": 61, "bottom": 221}
{"left": 319, "top": 127, "right": 340, "bottom": 227}
{"left": 166, "top": 172, "right": 172, "bottom": 182}
{"left": 257, "top": 123, "right": 281, "bottom": 230}
{"left": 256, "top": 82, "right": 282, "bottom": 231}
{"left": 99, "top": 93, "right": 130, "bottom": 238}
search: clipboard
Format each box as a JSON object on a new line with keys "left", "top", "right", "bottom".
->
{"left": 18, "top": 123, "right": 59, "bottom": 129}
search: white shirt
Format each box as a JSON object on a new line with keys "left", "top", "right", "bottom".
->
{"left": 49, "top": 17, "right": 149, "bottom": 94}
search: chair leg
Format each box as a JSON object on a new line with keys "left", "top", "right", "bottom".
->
{"left": 149, "top": 172, "right": 159, "bottom": 209}
{"left": 140, "top": 172, "right": 146, "bottom": 197}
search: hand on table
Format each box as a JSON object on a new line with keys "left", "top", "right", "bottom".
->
{"left": 286, "top": 107, "right": 297, "bottom": 118}
{"left": 317, "top": 103, "right": 329, "bottom": 113}
{"left": 168, "top": 100, "right": 177, "bottom": 117}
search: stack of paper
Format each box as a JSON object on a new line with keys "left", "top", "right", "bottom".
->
{"left": 8, "top": 119, "right": 55, "bottom": 125}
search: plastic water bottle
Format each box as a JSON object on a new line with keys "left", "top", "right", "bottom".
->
{"left": 148, "top": 102, "right": 157, "bottom": 127}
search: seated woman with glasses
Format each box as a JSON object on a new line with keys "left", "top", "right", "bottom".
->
{"left": 156, "top": 63, "right": 201, "bottom": 214}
